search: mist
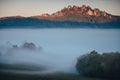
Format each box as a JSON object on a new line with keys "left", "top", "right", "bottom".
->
{"left": 0, "top": 29, "right": 120, "bottom": 74}
{"left": 0, "top": 42, "right": 77, "bottom": 74}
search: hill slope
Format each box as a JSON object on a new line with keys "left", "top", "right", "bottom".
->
{"left": 0, "top": 5, "right": 120, "bottom": 28}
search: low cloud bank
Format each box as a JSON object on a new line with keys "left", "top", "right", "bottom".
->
{"left": 0, "top": 42, "right": 78, "bottom": 74}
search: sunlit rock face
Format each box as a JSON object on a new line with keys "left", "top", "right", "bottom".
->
{"left": 0, "top": 5, "right": 120, "bottom": 28}
{"left": 87, "top": 9, "right": 93, "bottom": 16}
{"left": 31, "top": 5, "right": 115, "bottom": 23}
{"left": 93, "top": 8, "right": 100, "bottom": 16}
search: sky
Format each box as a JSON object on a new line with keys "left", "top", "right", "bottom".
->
{"left": 0, "top": 0, "right": 120, "bottom": 17}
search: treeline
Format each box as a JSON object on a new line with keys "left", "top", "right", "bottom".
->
{"left": 0, "top": 17, "right": 120, "bottom": 29}
{"left": 76, "top": 50, "right": 120, "bottom": 79}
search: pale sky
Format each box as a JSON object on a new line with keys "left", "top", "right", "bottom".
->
{"left": 0, "top": 0, "right": 120, "bottom": 17}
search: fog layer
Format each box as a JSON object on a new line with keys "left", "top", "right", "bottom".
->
{"left": 0, "top": 29, "right": 120, "bottom": 74}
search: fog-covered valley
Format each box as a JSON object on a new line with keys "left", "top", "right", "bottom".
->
{"left": 0, "top": 29, "right": 120, "bottom": 75}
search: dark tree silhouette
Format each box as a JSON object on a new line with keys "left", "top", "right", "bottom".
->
{"left": 76, "top": 51, "right": 120, "bottom": 78}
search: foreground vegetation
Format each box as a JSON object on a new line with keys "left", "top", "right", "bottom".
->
{"left": 0, "top": 50, "right": 120, "bottom": 80}
{"left": 0, "top": 72, "right": 108, "bottom": 80}
{"left": 76, "top": 51, "right": 120, "bottom": 79}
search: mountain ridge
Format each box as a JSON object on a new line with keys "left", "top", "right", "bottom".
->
{"left": 0, "top": 5, "right": 120, "bottom": 28}
{"left": 31, "top": 5, "right": 119, "bottom": 23}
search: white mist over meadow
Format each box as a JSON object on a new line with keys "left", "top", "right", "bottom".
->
{"left": 0, "top": 29, "right": 120, "bottom": 74}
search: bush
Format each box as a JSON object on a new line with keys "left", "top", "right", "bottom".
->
{"left": 22, "top": 42, "right": 36, "bottom": 50}
{"left": 76, "top": 51, "right": 120, "bottom": 78}
{"left": 102, "top": 52, "right": 120, "bottom": 78}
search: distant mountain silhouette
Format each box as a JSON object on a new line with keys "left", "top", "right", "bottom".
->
{"left": 0, "top": 5, "right": 120, "bottom": 28}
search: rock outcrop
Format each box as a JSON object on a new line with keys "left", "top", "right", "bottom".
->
{"left": 32, "top": 5, "right": 115, "bottom": 23}
{"left": 0, "top": 5, "right": 120, "bottom": 28}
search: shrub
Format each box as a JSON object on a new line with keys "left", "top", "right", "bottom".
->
{"left": 102, "top": 52, "right": 120, "bottom": 78}
{"left": 22, "top": 42, "right": 36, "bottom": 50}
{"left": 76, "top": 51, "right": 120, "bottom": 78}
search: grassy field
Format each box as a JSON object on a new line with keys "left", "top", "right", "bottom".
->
{"left": 0, "top": 72, "right": 109, "bottom": 80}
{"left": 0, "top": 63, "right": 115, "bottom": 80}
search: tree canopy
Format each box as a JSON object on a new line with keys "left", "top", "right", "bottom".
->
{"left": 76, "top": 51, "right": 120, "bottom": 78}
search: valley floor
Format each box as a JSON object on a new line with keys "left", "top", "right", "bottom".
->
{"left": 0, "top": 72, "right": 109, "bottom": 80}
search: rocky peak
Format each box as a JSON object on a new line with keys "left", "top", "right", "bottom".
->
{"left": 68, "top": 5, "right": 72, "bottom": 9}
{"left": 87, "top": 9, "right": 93, "bottom": 16}
{"left": 51, "top": 5, "right": 110, "bottom": 17}
{"left": 34, "top": 5, "right": 114, "bottom": 23}
{"left": 81, "top": 5, "right": 87, "bottom": 10}
{"left": 93, "top": 8, "right": 100, "bottom": 16}
{"left": 72, "top": 5, "right": 79, "bottom": 11}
